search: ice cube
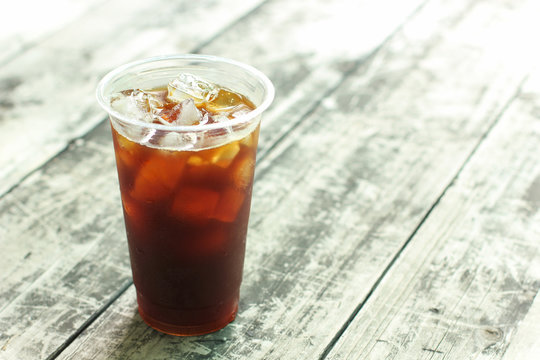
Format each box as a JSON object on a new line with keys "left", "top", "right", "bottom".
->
{"left": 240, "top": 129, "right": 257, "bottom": 148}
{"left": 205, "top": 89, "right": 241, "bottom": 111}
{"left": 114, "top": 129, "right": 136, "bottom": 151}
{"left": 210, "top": 142, "right": 240, "bottom": 168}
{"left": 113, "top": 132, "right": 141, "bottom": 176}
{"left": 130, "top": 154, "right": 186, "bottom": 202}
{"left": 199, "top": 112, "right": 211, "bottom": 125}
{"left": 153, "top": 98, "right": 202, "bottom": 126}
{"left": 111, "top": 89, "right": 168, "bottom": 123}
{"left": 170, "top": 187, "right": 220, "bottom": 221}
{"left": 230, "top": 154, "right": 254, "bottom": 189}
{"left": 213, "top": 188, "right": 245, "bottom": 223}
{"left": 168, "top": 73, "right": 218, "bottom": 105}
{"left": 230, "top": 104, "right": 253, "bottom": 118}
{"left": 187, "top": 155, "right": 206, "bottom": 166}
{"left": 122, "top": 195, "right": 148, "bottom": 233}
{"left": 156, "top": 131, "right": 198, "bottom": 150}
{"left": 111, "top": 91, "right": 154, "bottom": 123}
{"left": 212, "top": 114, "right": 231, "bottom": 123}
{"left": 157, "top": 132, "right": 183, "bottom": 148}
{"left": 205, "top": 88, "right": 254, "bottom": 116}
{"left": 173, "top": 99, "right": 201, "bottom": 126}
{"left": 154, "top": 103, "right": 182, "bottom": 124}
{"left": 143, "top": 89, "right": 167, "bottom": 109}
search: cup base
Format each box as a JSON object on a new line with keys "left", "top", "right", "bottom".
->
{"left": 136, "top": 292, "right": 238, "bottom": 336}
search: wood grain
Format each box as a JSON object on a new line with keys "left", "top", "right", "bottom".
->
{"left": 0, "top": 0, "right": 106, "bottom": 65}
{"left": 0, "top": 130, "right": 131, "bottom": 359}
{"left": 501, "top": 283, "right": 540, "bottom": 359}
{"left": 325, "top": 67, "right": 540, "bottom": 360}
{"left": 0, "top": 0, "right": 266, "bottom": 198}
{"left": 51, "top": 0, "right": 538, "bottom": 359}
{"left": 0, "top": 0, "right": 426, "bottom": 358}
{"left": 198, "top": 0, "right": 428, "bottom": 158}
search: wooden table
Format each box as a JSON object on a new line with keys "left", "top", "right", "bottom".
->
{"left": 1, "top": 0, "right": 539, "bottom": 358}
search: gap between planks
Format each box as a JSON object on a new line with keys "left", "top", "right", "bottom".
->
{"left": 0, "top": 116, "right": 109, "bottom": 201}
{"left": 40, "top": 0, "right": 433, "bottom": 358}
{"left": 191, "top": 0, "right": 271, "bottom": 55}
{"left": 0, "top": 0, "right": 268, "bottom": 200}
{"left": 317, "top": 76, "right": 530, "bottom": 360}
{"left": 3, "top": 2, "right": 269, "bottom": 359}
{"left": 45, "top": 280, "right": 132, "bottom": 360}
{"left": 256, "top": 0, "right": 431, "bottom": 172}
{"left": 0, "top": 0, "right": 108, "bottom": 67}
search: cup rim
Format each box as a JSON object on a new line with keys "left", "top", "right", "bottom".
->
{"left": 96, "top": 54, "right": 275, "bottom": 132}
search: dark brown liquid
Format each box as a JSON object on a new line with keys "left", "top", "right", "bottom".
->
{"left": 111, "top": 90, "right": 258, "bottom": 335}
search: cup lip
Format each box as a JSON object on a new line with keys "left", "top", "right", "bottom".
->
{"left": 96, "top": 54, "right": 275, "bottom": 132}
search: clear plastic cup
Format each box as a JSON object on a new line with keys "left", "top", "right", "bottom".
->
{"left": 96, "top": 55, "right": 274, "bottom": 336}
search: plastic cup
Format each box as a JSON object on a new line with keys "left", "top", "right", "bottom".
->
{"left": 96, "top": 55, "right": 274, "bottom": 336}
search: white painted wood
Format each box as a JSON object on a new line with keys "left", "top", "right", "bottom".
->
{"left": 0, "top": 0, "right": 427, "bottom": 200}
{"left": 0, "top": 0, "right": 106, "bottom": 65}
{"left": 501, "top": 290, "right": 540, "bottom": 360}
{"left": 325, "top": 61, "right": 540, "bottom": 360}
{"left": 493, "top": 71, "right": 540, "bottom": 360}
{"left": 0, "top": 133, "right": 131, "bottom": 359}
{"left": 0, "top": 0, "right": 427, "bottom": 358}
{"left": 0, "top": 0, "right": 265, "bottom": 198}
{"left": 48, "top": 0, "right": 539, "bottom": 359}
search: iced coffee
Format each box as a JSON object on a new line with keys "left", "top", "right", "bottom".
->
{"left": 96, "top": 55, "right": 274, "bottom": 336}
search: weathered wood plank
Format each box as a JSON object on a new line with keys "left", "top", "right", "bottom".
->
{"left": 200, "top": 0, "right": 428, "bottom": 158}
{"left": 501, "top": 283, "right": 540, "bottom": 359}
{"left": 325, "top": 68, "right": 540, "bottom": 359}
{"left": 0, "top": 0, "right": 427, "bottom": 358}
{"left": 53, "top": 0, "right": 538, "bottom": 359}
{"left": 0, "top": 135, "right": 130, "bottom": 359}
{"left": 0, "top": 0, "right": 265, "bottom": 198}
{"left": 0, "top": 0, "right": 105, "bottom": 65}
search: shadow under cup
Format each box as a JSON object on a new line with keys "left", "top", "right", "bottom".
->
{"left": 96, "top": 55, "right": 274, "bottom": 336}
